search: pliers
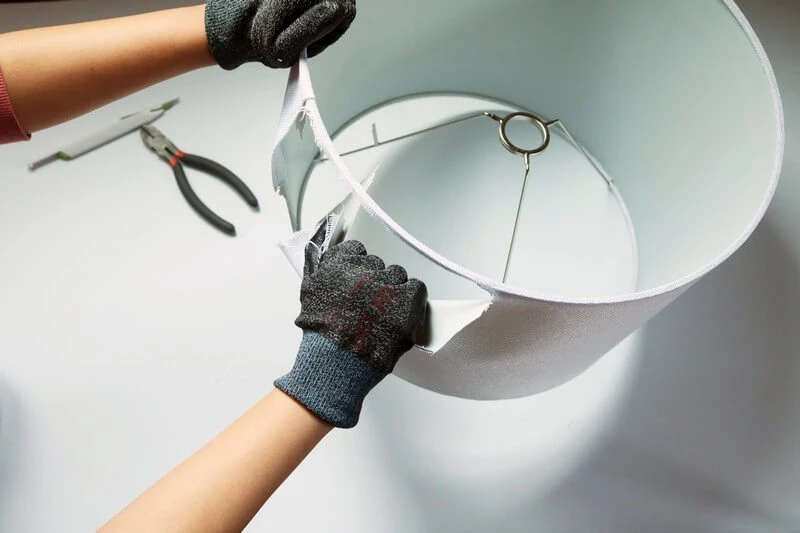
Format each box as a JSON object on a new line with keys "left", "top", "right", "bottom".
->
{"left": 140, "top": 125, "right": 258, "bottom": 236}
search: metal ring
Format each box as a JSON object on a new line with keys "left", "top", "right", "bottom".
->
{"left": 498, "top": 112, "right": 551, "bottom": 156}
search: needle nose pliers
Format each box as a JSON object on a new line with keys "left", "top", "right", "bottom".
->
{"left": 140, "top": 125, "right": 258, "bottom": 236}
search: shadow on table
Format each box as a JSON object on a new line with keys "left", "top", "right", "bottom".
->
{"left": 368, "top": 219, "right": 800, "bottom": 532}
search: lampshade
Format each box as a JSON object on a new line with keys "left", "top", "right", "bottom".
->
{"left": 271, "top": 0, "right": 784, "bottom": 400}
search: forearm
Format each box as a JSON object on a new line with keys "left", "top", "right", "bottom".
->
{"left": 100, "top": 389, "right": 332, "bottom": 533}
{"left": 0, "top": 5, "right": 214, "bottom": 133}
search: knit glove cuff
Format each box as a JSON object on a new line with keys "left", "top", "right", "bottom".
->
{"left": 275, "top": 331, "right": 385, "bottom": 428}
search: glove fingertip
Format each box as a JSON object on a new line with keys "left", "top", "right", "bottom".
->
{"left": 341, "top": 240, "right": 368, "bottom": 257}
{"left": 306, "top": 13, "right": 354, "bottom": 57}
{"left": 273, "top": 1, "right": 348, "bottom": 64}
{"left": 364, "top": 254, "right": 386, "bottom": 271}
{"left": 384, "top": 264, "right": 409, "bottom": 285}
{"left": 407, "top": 278, "right": 428, "bottom": 296}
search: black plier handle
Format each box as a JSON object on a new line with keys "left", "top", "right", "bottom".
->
{"left": 140, "top": 125, "right": 258, "bottom": 236}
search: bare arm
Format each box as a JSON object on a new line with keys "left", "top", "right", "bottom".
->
{"left": 100, "top": 389, "right": 332, "bottom": 533}
{"left": 0, "top": 5, "right": 213, "bottom": 134}
{"left": 99, "top": 237, "right": 427, "bottom": 533}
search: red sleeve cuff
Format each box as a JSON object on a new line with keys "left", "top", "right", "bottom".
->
{"left": 0, "top": 66, "right": 30, "bottom": 145}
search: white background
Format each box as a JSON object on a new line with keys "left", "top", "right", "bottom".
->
{"left": 1, "top": 1, "right": 798, "bottom": 531}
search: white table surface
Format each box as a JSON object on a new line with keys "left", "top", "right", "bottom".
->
{"left": 1, "top": 1, "right": 799, "bottom": 531}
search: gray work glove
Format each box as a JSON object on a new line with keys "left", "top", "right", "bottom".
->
{"left": 275, "top": 238, "right": 427, "bottom": 428}
{"left": 205, "top": 0, "right": 356, "bottom": 70}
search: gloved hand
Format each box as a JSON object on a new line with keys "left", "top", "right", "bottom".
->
{"left": 205, "top": 0, "right": 356, "bottom": 70}
{"left": 275, "top": 239, "right": 428, "bottom": 428}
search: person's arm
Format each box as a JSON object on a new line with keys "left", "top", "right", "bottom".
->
{"left": 100, "top": 389, "right": 331, "bottom": 533}
{"left": 0, "top": 0, "right": 356, "bottom": 136}
{"left": 0, "top": 6, "right": 213, "bottom": 134}
{"left": 101, "top": 235, "right": 427, "bottom": 532}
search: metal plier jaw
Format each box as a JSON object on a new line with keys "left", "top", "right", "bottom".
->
{"left": 140, "top": 125, "right": 259, "bottom": 236}
{"left": 140, "top": 124, "right": 180, "bottom": 160}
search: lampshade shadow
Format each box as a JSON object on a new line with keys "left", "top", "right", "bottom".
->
{"left": 366, "top": 217, "right": 800, "bottom": 532}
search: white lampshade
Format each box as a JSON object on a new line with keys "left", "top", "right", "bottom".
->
{"left": 272, "top": 0, "right": 784, "bottom": 400}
